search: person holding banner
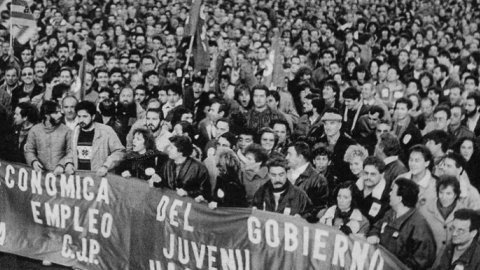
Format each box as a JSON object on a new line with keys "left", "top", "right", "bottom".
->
{"left": 24, "top": 100, "right": 74, "bottom": 175}
{"left": 252, "top": 158, "right": 312, "bottom": 217}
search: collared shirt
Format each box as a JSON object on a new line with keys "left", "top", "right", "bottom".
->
{"left": 384, "top": 156, "right": 399, "bottom": 166}
{"left": 289, "top": 162, "right": 309, "bottom": 184}
{"left": 467, "top": 114, "right": 479, "bottom": 132}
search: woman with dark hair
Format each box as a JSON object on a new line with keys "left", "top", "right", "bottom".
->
{"left": 368, "top": 59, "right": 383, "bottom": 83}
{"left": 344, "top": 58, "right": 358, "bottom": 82}
{"left": 209, "top": 149, "right": 248, "bottom": 208}
{"left": 117, "top": 128, "right": 167, "bottom": 180}
{"left": 317, "top": 181, "right": 370, "bottom": 237}
{"left": 406, "top": 78, "right": 422, "bottom": 95}
{"left": 419, "top": 72, "right": 434, "bottom": 97}
{"left": 454, "top": 138, "right": 480, "bottom": 190}
{"left": 351, "top": 65, "right": 370, "bottom": 87}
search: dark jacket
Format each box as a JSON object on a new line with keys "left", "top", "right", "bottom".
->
{"left": 383, "top": 158, "right": 408, "bottom": 187}
{"left": 94, "top": 113, "right": 128, "bottom": 146}
{"left": 432, "top": 236, "right": 480, "bottom": 270}
{"left": 159, "top": 157, "right": 211, "bottom": 200}
{"left": 117, "top": 150, "right": 168, "bottom": 180}
{"left": 315, "top": 133, "right": 357, "bottom": 182}
{"left": 211, "top": 172, "right": 248, "bottom": 208}
{"left": 252, "top": 180, "right": 312, "bottom": 216}
{"left": 448, "top": 125, "right": 475, "bottom": 148}
{"left": 398, "top": 119, "right": 423, "bottom": 163}
{"left": 292, "top": 164, "right": 329, "bottom": 211}
{"left": 368, "top": 208, "right": 436, "bottom": 270}
{"left": 356, "top": 177, "right": 390, "bottom": 226}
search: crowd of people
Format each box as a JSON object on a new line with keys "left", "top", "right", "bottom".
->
{"left": 1, "top": 0, "right": 480, "bottom": 269}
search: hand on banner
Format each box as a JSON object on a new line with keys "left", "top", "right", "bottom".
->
{"left": 65, "top": 163, "right": 75, "bottom": 175}
{"left": 367, "top": 236, "right": 380, "bottom": 245}
{"left": 148, "top": 174, "right": 162, "bottom": 188}
{"left": 53, "top": 165, "right": 64, "bottom": 176}
{"left": 121, "top": 171, "right": 132, "bottom": 178}
{"left": 194, "top": 195, "right": 206, "bottom": 203}
{"left": 176, "top": 188, "right": 188, "bottom": 197}
{"left": 97, "top": 166, "right": 108, "bottom": 177}
{"left": 32, "top": 161, "right": 44, "bottom": 172}
{"left": 208, "top": 201, "right": 218, "bottom": 209}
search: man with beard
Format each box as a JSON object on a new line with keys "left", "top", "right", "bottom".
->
{"left": 252, "top": 158, "right": 312, "bottom": 217}
{"left": 94, "top": 97, "right": 127, "bottom": 146}
{"left": 24, "top": 101, "right": 74, "bottom": 175}
{"left": 463, "top": 92, "right": 480, "bottom": 136}
{"left": 48, "top": 44, "right": 74, "bottom": 75}
{"left": 116, "top": 87, "right": 146, "bottom": 132}
{"left": 135, "top": 34, "right": 148, "bottom": 56}
{"left": 7, "top": 102, "right": 39, "bottom": 163}
{"left": 73, "top": 101, "right": 125, "bottom": 176}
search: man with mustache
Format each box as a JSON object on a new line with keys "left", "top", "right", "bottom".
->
{"left": 462, "top": 92, "right": 480, "bottom": 136}
{"left": 72, "top": 101, "right": 125, "bottom": 177}
{"left": 24, "top": 100, "right": 74, "bottom": 175}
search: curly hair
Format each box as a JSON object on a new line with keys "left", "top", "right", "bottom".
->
{"left": 132, "top": 128, "right": 156, "bottom": 152}
{"left": 343, "top": 144, "right": 369, "bottom": 163}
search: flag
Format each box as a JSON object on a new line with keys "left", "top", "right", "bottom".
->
{"left": 73, "top": 57, "right": 87, "bottom": 100}
{"left": 11, "top": 0, "right": 36, "bottom": 27}
{"left": 269, "top": 34, "right": 286, "bottom": 89}
{"left": 184, "top": 0, "right": 209, "bottom": 71}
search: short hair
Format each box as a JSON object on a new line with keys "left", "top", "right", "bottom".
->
{"left": 167, "top": 83, "right": 182, "bottom": 96}
{"left": 395, "top": 97, "right": 413, "bottom": 110}
{"left": 252, "top": 84, "right": 269, "bottom": 96}
{"left": 436, "top": 175, "right": 461, "bottom": 198}
{"left": 312, "top": 145, "right": 333, "bottom": 159}
{"left": 433, "top": 105, "right": 451, "bottom": 119}
{"left": 344, "top": 144, "right": 369, "bottom": 163}
{"left": 16, "top": 102, "right": 39, "bottom": 124}
{"left": 40, "top": 100, "right": 59, "bottom": 120}
{"left": 269, "top": 119, "right": 291, "bottom": 135}
{"left": 393, "top": 178, "right": 419, "bottom": 208}
{"left": 290, "top": 141, "right": 311, "bottom": 161}
{"left": 239, "top": 127, "right": 257, "bottom": 138}
{"left": 146, "top": 107, "right": 163, "bottom": 120}
{"left": 171, "top": 107, "right": 191, "bottom": 126}
{"left": 244, "top": 143, "right": 269, "bottom": 164}
{"left": 434, "top": 64, "right": 449, "bottom": 76}
{"left": 424, "top": 130, "right": 450, "bottom": 153}
{"left": 218, "top": 132, "right": 237, "bottom": 148}
{"left": 466, "top": 92, "right": 480, "bottom": 107}
{"left": 368, "top": 105, "right": 385, "bottom": 119}
{"left": 168, "top": 135, "right": 193, "bottom": 157}
{"left": 174, "top": 121, "right": 195, "bottom": 141}
{"left": 266, "top": 157, "right": 288, "bottom": 171}
{"left": 132, "top": 128, "right": 156, "bottom": 151}
{"left": 363, "top": 156, "right": 386, "bottom": 173}
{"left": 444, "top": 152, "right": 466, "bottom": 169}
{"left": 334, "top": 181, "right": 362, "bottom": 209}
{"left": 257, "top": 127, "right": 278, "bottom": 148}
{"left": 211, "top": 98, "right": 229, "bottom": 116}
{"left": 408, "top": 145, "right": 434, "bottom": 172}
{"left": 268, "top": 90, "right": 280, "bottom": 103}
{"left": 378, "top": 133, "right": 402, "bottom": 156}
{"left": 75, "top": 101, "right": 97, "bottom": 116}
{"left": 454, "top": 209, "right": 480, "bottom": 232}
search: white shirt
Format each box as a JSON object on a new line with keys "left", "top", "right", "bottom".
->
{"left": 383, "top": 156, "right": 398, "bottom": 166}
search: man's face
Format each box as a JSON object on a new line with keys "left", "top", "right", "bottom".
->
{"left": 395, "top": 103, "right": 409, "bottom": 120}
{"left": 21, "top": 68, "right": 34, "bottom": 85}
{"left": 216, "top": 120, "right": 229, "bottom": 136}
{"left": 35, "top": 61, "right": 46, "bottom": 77}
{"left": 451, "top": 219, "right": 476, "bottom": 246}
{"left": 97, "top": 72, "right": 109, "bottom": 87}
{"left": 59, "top": 70, "right": 73, "bottom": 85}
{"left": 268, "top": 166, "right": 287, "bottom": 188}
{"left": 465, "top": 99, "right": 478, "bottom": 117}
{"left": 62, "top": 97, "right": 77, "bottom": 121}
{"left": 273, "top": 123, "right": 287, "bottom": 144}
{"left": 168, "top": 90, "right": 180, "bottom": 104}
{"left": 57, "top": 47, "right": 69, "bottom": 62}
{"left": 146, "top": 111, "right": 161, "bottom": 132}
{"left": 375, "top": 123, "right": 391, "bottom": 140}
{"left": 361, "top": 84, "right": 375, "bottom": 100}
{"left": 135, "top": 89, "right": 147, "bottom": 103}
{"left": 433, "top": 110, "right": 450, "bottom": 131}
{"left": 192, "top": 82, "right": 202, "bottom": 99}
{"left": 426, "top": 58, "right": 436, "bottom": 71}
{"left": 158, "top": 90, "right": 168, "bottom": 104}
{"left": 253, "top": 89, "right": 267, "bottom": 109}
{"left": 323, "top": 120, "right": 341, "bottom": 137}
{"left": 313, "top": 155, "right": 329, "bottom": 172}
{"left": 449, "top": 88, "right": 462, "bottom": 105}
{"left": 13, "top": 107, "right": 25, "bottom": 126}
{"left": 344, "top": 98, "right": 358, "bottom": 110}
{"left": 433, "top": 67, "right": 444, "bottom": 82}
{"left": 389, "top": 183, "right": 402, "bottom": 208}
{"left": 378, "top": 65, "right": 388, "bottom": 81}
{"left": 367, "top": 112, "right": 380, "bottom": 129}
{"left": 119, "top": 89, "right": 134, "bottom": 105}
{"left": 142, "top": 59, "right": 155, "bottom": 72}
{"left": 387, "top": 69, "right": 398, "bottom": 82}
{"left": 49, "top": 107, "right": 63, "bottom": 126}
{"left": 181, "top": 113, "right": 193, "bottom": 124}
{"left": 286, "top": 146, "right": 303, "bottom": 168}
{"left": 408, "top": 151, "right": 429, "bottom": 175}
{"left": 465, "top": 79, "right": 477, "bottom": 92}
{"left": 208, "top": 103, "right": 223, "bottom": 122}
{"left": 364, "top": 165, "right": 382, "bottom": 188}
{"left": 5, "top": 69, "right": 18, "bottom": 86}
{"left": 442, "top": 158, "right": 461, "bottom": 177}
{"left": 21, "top": 50, "right": 33, "bottom": 63}
{"left": 450, "top": 107, "right": 463, "bottom": 127}
{"left": 267, "top": 95, "right": 277, "bottom": 109}
{"left": 238, "top": 134, "right": 254, "bottom": 153}
{"left": 94, "top": 55, "right": 106, "bottom": 68}
{"left": 414, "top": 58, "right": 424, "bottom": 71}
{"left": 303, "top": 98, "right": 313, "bottom": 113}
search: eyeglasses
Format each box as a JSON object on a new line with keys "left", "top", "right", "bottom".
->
{"left": 22, "top": 73, "right": 33, "bottom": 76}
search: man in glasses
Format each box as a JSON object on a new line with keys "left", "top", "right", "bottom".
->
{"left": 11, "top": 67, "right": 44, "bottom": 110}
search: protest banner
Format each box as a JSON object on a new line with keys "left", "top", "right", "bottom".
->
{"left": 0, "top": 161, "right": 408, "bottom": 270}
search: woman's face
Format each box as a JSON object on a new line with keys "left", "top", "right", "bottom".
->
{"left": 438, "top": 185, "right": 457, "bottom": 208}
{"left": 421, "top": 76, "right": 431, "bottom": 87}
{"left": 132, "top": 133, "right": 146, "bottom": 153}
{"left": 337, "top": 188, "right": 352, "bottom": 212}
{"left": 357, "top": 71, "right": 366, "bottom": 80}
{"left": 238, "top": 90, "right": 250, "bottom": 108}
{"left": 349, "top": 156, "right": 364, "bottom": 177}
{"left": 370, "top": 62, "right": 378, "bottom": 76}
{"left": 322, "top": 85, "right": 335, "bottom": 100}
{"left": 407, "top": 82, "right": 419, "bottom": 95}
{"left": 261, "top": 132, "right": 275, "bottom": 152}
{"left": 460, "top": 140, "right": 474, "bottom": 161}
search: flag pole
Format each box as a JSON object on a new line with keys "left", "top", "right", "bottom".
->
{"left": 182, "top": 35, "right": 195, "bottom": 111}
{"left": 184, "top": 35, "right": 195, "bottom": 71}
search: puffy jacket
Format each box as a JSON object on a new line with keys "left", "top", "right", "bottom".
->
{"left": 24, "top": 122, "right": 73, "bottom": 171}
